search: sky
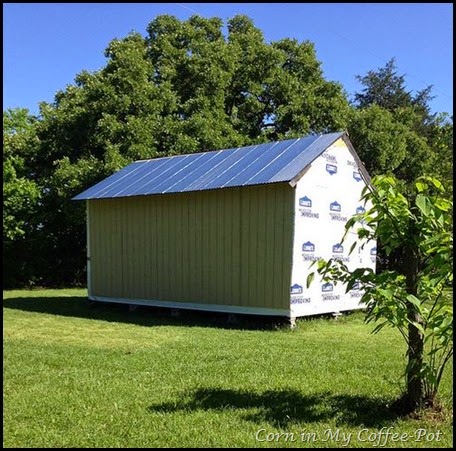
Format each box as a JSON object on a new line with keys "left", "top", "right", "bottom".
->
{"left": 3, "top": 3, "right": 453, "bottom": 116}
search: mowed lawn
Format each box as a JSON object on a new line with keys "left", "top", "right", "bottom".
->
{"left": 3, "top": 289, "right": 453, "bottom": 448}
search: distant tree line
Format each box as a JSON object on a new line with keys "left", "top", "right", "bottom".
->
{"left": 3, "top": 14, "right": 453, "bottom": 288}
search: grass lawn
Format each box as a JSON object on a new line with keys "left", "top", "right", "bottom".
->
{"left": 3, "top": 289, "right": 453, "bottom": 448}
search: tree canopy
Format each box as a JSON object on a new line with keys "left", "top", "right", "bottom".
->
{"left": 3, "top": 15, "right": 453, "bottom": 288}
{"left": 348, "top": 58, "right": 453, "bottom": 188}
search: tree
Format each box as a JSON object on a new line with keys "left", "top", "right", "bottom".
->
{"left": 309, "top": 175, "right": 453, "bottom": 412}
{"left": 14, "top": 13, "right": 350, "bottom": 287}
{"left": 354, "top": 58, "right": 423, "bottom": 111}
{"left": 145, "top": 14, "right": 350, "bottom": 145}
{"left": 4, "top": 17, "right": 452, "bottom": 288}
{"left": 349, "top": 59, "right": 453, "bottom": 188}
{"left": 347, "top": 58, "right": 453, "bottom": 279}
{"left": 427, "top": 113, "right": 453, "bottom": 198}
{"left": 3, "top": 109, "right": 41, "bottom": 287}
{"left": 3, "top": 109, "right": 40, "bottom": 239}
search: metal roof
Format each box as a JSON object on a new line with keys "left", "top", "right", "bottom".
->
{"left": 73, "top": 132, "right": 345, "bottom": 200}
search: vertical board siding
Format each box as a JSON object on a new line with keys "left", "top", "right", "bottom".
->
{"left": 263, "top": 186, "right": 276, "bottom": 308}
{"left": 88, "top": 183, "right": 294, "bottom": 311}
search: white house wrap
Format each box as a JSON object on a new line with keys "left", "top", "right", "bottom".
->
{"left": 290, "top": 138, "right": 375, "bottom": 317}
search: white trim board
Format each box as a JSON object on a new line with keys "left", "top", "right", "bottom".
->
{"left": 86, "top": 200, "right": 92, "bottom": 298}
{"left": 89, "top": 295, "right": 291, "bottom": 317}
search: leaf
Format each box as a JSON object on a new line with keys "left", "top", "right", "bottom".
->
{"left": 428, "top": 177, "right": 444, "bottom": 191}
{"left": 435, "top": 199, "right": 451, "bottom": 212}
{"left": 306, "top": 272, "right": 315, "bottom": 289}
{"left": 415, "top": 181, "right": 427, "bottom": 193}
{"left": 415, "top": 194, "right": 431, "bottom": 216}
{"left": 406, "top": 294, "right": 422, "bottom": 308}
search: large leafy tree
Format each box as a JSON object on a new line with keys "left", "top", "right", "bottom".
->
{"left": 347, "top": 59, "right": 453, "bottom": 277}
{"left": 3, "top": 109, "right": 40, "bottom": 240}
{"left": 3, "top": 109, "right": 41, "bottom": 286}
{"left": 348, "top": 58, "right": 453, "bottom": 188}
{"left": 5, "top": 14, "right": 350, "bottom": 287}
{"left": 3, "top": 17, "right": 452, "bottom": 288}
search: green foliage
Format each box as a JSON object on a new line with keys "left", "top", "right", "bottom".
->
{"left": 3, "top": 109, "right": 43, "bottom": 287}
{"left": 309, "top": 175, "right": 453, "bottom": 410}
{"left": 354, "top": 58, "right": 428, "bottom": 111}
{"left": 2, "top": 17, "right": 453, "bottom": 289}
{"left": 347, "top": 105, "right": 409, "bottom": 176}
{"left": 4, "top": 14, "right": 352, "bottom": 288}
{"left": 427, "top": 113, "right": 453, "bottom": 199}
{"left": 3, "top": 159, "right": 40, "bottom": 240}
{"left": 349, "top": 59, "right": 453, "bottom": 187}
{"left": 3, "top": 109, "right": 41, "bottom": 240}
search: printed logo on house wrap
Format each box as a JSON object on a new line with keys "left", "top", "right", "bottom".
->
{"left": 352, "top": 280, "right": 361, "bottom": 290}
{"left": 290, "top": 284, "right": 311, "bottom": 304}
{"left": 299, "top": 196, "right": 312, "bottom": 208}
{"left": 355, "top": 205, "right": 367, "bottom": 224}
{"left": 298, "top": 196, "right": 319, "bottom": 219}
{"left": 370, "top": 246, "right": 377, "bottom": 263}
{"left": 329, "top": 201, "right": 347, "bottom": 222}
{"left": 350, "top": 280, "right": 363, "bottom": 298}
{"left": 322, "top": 151, "right": 338, "bottom": 164}
{"left": 322, "top": 282, "right": 333, "bottom": 292}
{"left": 346, "top": 158, "right": 362, "bottom": 181}
{"left": 302, "top": 241, "right": 319, "bottom": 261}
{"left": 302, "top": 241, "right": 315, "bottom": 252}
{"left": 326, "top": 164, "right": 338, "bottom": 175}
{"left": 330, "top": 201, "right": 341, "bottom": 212}
{"left": 321, "top": 282, "right": 340, "bottom": 301}
{"left": 332, "top": 243, "right": 349, "bottom": 262}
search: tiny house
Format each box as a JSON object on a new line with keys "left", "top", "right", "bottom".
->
{"left": 74, "top": 132, "right": 376, "bottom": 321}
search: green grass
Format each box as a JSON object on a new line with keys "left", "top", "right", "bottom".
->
{"left": 3, "top": 289, "right": 453, "bottom": 448}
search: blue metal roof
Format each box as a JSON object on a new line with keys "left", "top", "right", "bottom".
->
{"left": 73, "top": 132, "right": 345, "bottom": 200}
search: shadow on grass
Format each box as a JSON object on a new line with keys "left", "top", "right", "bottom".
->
{"left": 3, "top": 296, "right": 296, "bottom": 331}
{"left": 148, "top": 387, "right": 400, "bottom": 428}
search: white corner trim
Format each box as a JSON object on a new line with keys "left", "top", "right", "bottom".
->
{"left": 86, "top": 201, "right": 92, "bottom": 297}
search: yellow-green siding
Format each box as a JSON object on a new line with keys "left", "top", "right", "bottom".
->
{"left": 87, "top": 183, "right": 294, "bottom": 313}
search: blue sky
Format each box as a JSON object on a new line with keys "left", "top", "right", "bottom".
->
{"left": 3, "top": 3, "right": 453, "bottom": 116}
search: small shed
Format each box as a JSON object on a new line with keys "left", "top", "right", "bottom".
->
{"left": 74, "top": 131, "right": 376, "bottom": 320}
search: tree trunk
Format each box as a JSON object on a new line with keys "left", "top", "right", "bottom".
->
{"left": 403, "top": 243, "right": 425, "bottom": 411}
